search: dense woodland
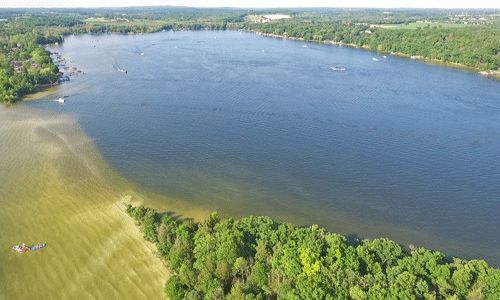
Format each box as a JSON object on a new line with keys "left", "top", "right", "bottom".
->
{"left": 127, "top": 205, "right": 500, "bottom": 299}
{"left": 0, "top": 19, "right": 65, "bottom": 103}
{"left": 1, "top": 7, "right": 500, "bottom": 103}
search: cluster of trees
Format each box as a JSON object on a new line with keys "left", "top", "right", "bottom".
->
{"left": 370, "top": 26, "right": 500, "bottom": 70}
{"left": 233, "top": 21, "right": 370, "bottom": 44}
{"left": 127, "top": 205, "right": 500, "bottom": 300}
{"left": 71, "top": 20, "right": 228, "bottom": 35}
{"left": 0, "top": 13, "right": 80, "bottom": 103}
{"left": 283, "top": 8, "right": 500, "bottom": 25}
{"left": 67, "top": 6, "right": 249, "bottom": 34}
{"left": 102, "top": 6, "right": 247, "bottom": 23}
{"left": 0, "top": 32, "right": 61, "bottom": 103}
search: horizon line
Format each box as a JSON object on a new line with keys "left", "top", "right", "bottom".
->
{"left": 1, "top": 6, "right": 500, "bottom": 10}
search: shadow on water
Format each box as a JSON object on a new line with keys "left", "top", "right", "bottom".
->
{"left": 156, "top": 211, "right": 194, "bottom": 223}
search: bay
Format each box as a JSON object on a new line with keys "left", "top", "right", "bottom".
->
{"left": 30, "top": 30, "right": 500, "bottom": 266}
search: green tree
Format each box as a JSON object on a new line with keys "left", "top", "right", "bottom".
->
{"left": 165, "top": 276, "right": 187, "bottom": 300}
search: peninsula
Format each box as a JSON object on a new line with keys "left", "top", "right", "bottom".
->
{"left": 127, "top": 204, "right": 500, "bottom": 299}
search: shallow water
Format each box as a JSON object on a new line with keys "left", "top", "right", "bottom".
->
{"left": 0, "top": 105, "right": 176, "bottom": 299}
{"left": 20, "top": 30, "right": 500, "bottom": 267}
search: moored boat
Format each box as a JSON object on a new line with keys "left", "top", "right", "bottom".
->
{"left": 30, "top": 243, "right": 46, "bottom": 251}
{"left": 13, "top": 244, "right": 28, "bottom": 252}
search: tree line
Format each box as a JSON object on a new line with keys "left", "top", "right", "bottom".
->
{"left": 127, "top": 205, "right": 500, "bottom": 299}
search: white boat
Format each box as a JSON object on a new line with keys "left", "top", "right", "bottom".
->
{"left": 372, "top": 58, "right": 379, "bottom": 61}
{"left": 55, "top": 98, "right": 65, "bottom": 103}
{"left": 331, "top": 67, "right": 346, "bottom": 71}
{"left": 13, "top": 244, "right": 28, "bottom": 252}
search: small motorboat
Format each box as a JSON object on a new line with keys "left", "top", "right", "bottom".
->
{"left": 55, "top": 98, "right": 65, "bottom": 103}
{"left": 13, "top": 244, "right": 28, "bottom": 252}
{"left": 30, "top": 244, "right": 46, "bottom": 251}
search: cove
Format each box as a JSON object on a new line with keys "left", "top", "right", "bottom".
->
{"left": 27, "top": 30, "right": 500, "bottom": 266}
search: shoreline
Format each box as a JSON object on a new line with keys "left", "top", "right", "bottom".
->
{"left": 128, "top": 203, "right": 500, "bottom": 299}
{"left": 247, "top": 29, "right": 500, "bottom": 79}
{"left": 21, "top": 85, "right": 60, "bottom": 102}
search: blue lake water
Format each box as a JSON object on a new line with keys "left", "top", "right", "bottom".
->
{"left": 32, "top": 30, "right": 500, "bottom": 266}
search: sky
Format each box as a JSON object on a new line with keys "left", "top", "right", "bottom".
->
{"left": 0, "top": 0, "right": 498, "bottom": 9}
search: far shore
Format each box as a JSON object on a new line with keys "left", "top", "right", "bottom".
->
{"left": 248, "top": 30, "right": 500, "bottom": 79}
{"left": 8, "top": 28, "right": 499, "bottom": 107}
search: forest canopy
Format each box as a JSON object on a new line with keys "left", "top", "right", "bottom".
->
{"left": 127, "top": 205, "right": 500, "bottom": 300}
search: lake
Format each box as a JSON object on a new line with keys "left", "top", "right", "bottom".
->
{"left": 29, "top": 30, "right": 500, "bottom": 266}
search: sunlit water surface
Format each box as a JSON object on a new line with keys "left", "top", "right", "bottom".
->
{"left": 21, "top": 31, "right": 500, "bottom": 267}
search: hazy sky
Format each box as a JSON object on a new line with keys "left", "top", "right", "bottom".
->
{"left": 0, "top": 0, "right": 498, "bottom": 9}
